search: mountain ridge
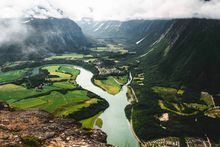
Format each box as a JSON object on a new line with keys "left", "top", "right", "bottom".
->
{"left": 0, "top": 18, "right": 90, "bottom": 64}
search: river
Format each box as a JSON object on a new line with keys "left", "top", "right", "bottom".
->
{"left": 75, "top": 66, "right": 139, "bottom": 147}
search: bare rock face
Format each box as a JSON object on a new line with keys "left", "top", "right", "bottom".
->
{"left": 0, "top": 103, "right": 112, "bottom": 147}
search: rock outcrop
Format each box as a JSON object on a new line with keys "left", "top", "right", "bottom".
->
{"left": 0, "top": 102, "right": 112, "bottom": 147}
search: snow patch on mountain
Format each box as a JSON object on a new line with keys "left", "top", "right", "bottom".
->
{"left": 94, "top": 23, "right": 104, "bottom": 32}
{"left": 136, "top": 37, "right": 146, "bottom": 45}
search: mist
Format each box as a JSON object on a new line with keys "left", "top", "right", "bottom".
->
{"left": 0, "top": 19, "right": 31, "bottom": 47}
{"left": 0, "top": 0, "right": 219, "bottom": 21}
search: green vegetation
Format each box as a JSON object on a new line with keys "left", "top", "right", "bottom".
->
{"left": 95, "top": 118, "right": 103, "bottom": 128}
{"left": 200, "top": 94, "right": 215, "bottom": 107}
{"left": 0, "top": 84, "right": 59, "bottom": 102}
{"left": 91, "top": 44, "right": 128, "bottom": 54}
{"left": 58, "top": 65, "right": 80, "bottom": 79}
{"left": 52, "top": 81, "right": 75, "bottom": 89}
{"left": 133, "top": 73, "right": 144, "bottom": 86}
{"left": 21, "top": 136, "right": 41, "bottom": 147}
{"left": 48, "top": 53, "right": 93, "bottom": 60}
{"left": 55, "top": 98, "right": 98, "bottom": 117}
{"left": 152, "top": 86, "right": 209, "bottom": 116}
{"left": 11, "top": 90, "right": 91, "bottom": 113}
{"left": 131, "top": 85, "right": 217, "bottom": 142}
{"left": 80, "top": 112, "right": 102, "bottom": 129}
{"left": 0, "top": 64, "right": 108, "bottom": 126}
{"left": 94, "top": 75, "right": 128, "bottom": 95}
{"left": 0, "top": 68, "right": 29, "bottom": 83}
{"left": 42, "top": 65, "right": 71, "bottom": 81}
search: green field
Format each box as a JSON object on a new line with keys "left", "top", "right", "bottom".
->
{"left": 80, "top": 112, "right": 102, "bottom": 129}
{"left": 0, "top": 64, "right": 107, "bottom": 125}
{"left": 0, "top": 65, "right": 81, "bottom": 102}
{"left": 42, "top": 65, "right": 71, "bottom": 81}
{"left": 47, "top": 53, "right": 93, "bottom": 60}
{"left": 94, "top": 75, "right": 128, "bottom": 95}
{"left": 91, "top": 44, "right": 128, "bottom": 54}
{"left": 56, "top": 98, "right": 98, "bottom": 117}
{"left": 11, "top": 90, "right": 91, "bottom": 113}
{"left": 0, "top": 68, "right": 29, "bottom": 83}
{"left": 0, "top": 84, "right": 60, "bottom": 102}
{"left": 152, "top": 86, "right": 210, "bottom": 116}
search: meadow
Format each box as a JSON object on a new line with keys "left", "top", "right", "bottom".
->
{"left": 47, "top": 53, "right": 93, "bottom": 60}
{"left": 0, "top": 68, "right": 29, "bottom": 83}
{"left": 94, "top": 75, "right": 128, "bottom": 95}
{"left": 0, "top": 64, "right": 107, "bottom": 127}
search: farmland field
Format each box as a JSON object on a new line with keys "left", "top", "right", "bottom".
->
{"left": 0, "top": 64, "right": 108, "bottom": 122}
{"left": 90, "top": 44, "right": 128, "bottom": 54}
{"left": 94, "top": 75, "right": 128, "bottom": 95}
{"left": 47, "top": 53, "right": 93, "bottom": 60}
{"left": 0, "top": 68, "right": 29, "bottom": 83}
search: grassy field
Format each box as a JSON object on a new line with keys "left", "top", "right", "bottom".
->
{"left": 0, "top": 64, "right": 108, "bottom": 129}
{"left": 52, "top": 81, "right": 76, "bottom": 89}
{"left": 42, "top": 65, "right": 71, "bottom": 81}
{"left": 11, "top": 90, "right": 91, "bottom": 113}
{"left": 55, "top": 98, "right": 98, "bottom": 117}
{"left": 0, "top": 84, "right": 60, "bottom": 102}
{"left": 47, "top": 53, "right": 93, "bottom": 60}
{"left": 0, "top": 65, "right": 80, "bottom": 102}
{"left": 42, "top": 65, "right": 80, "bottom": 81}
{"left": 80, "top": 112, "right": 102, "bottom": 129}
{"left": 0, "top": 68, "right": 29, "bottom": 83}
{"left": 0, "top": 64, "right": 97, "bottom": 117}
{"left": 91, "top": 44, "right": 128, "bottom": 54}
{"left": 58, "top": 66, "right": 80, "bottom": 79}
{"left": 94, "top": 75, "right": 128, "bottom": 95}
{"left": 152, "top": 86, "right": 210, "bottom": 116}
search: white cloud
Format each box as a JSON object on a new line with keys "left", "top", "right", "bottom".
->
{"left": 0, "top": 0, "right": 219, "bottom": 20}
{"left": 0, "top": 19, "right": 31, "bottom": 45}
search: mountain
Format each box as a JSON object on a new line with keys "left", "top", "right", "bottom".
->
{"left": 79, "top": 18, "right": 220, "bottom": 93}
{"left": 77, "top": 19, "right": 173, "bottom": 52}
{"left": 79, "top": 18, "right": 220, "bottom": 143}
{"left": 0, "top": 18, "right": 89, "bottom": 64}
{"left": 137, "top": 18, "right": 220, "bottom": 93}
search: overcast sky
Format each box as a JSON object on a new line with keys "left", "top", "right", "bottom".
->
{"left": 0, "top": 0, "right": 219, "bottom": 21}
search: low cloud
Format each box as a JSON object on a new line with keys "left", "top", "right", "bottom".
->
{"left": 0, "top": 0, "right": 219, "bottom": 21}
{"left": 0, "top": 19, "right": 31, "bottom": 46}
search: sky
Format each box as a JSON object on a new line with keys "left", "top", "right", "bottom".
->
{"left": 0, "top": 0, "right": 219, "bottom": 21}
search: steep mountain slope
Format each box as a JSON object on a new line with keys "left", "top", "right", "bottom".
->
{"left": 79, "top": 18, "right": 220, "bottom": 93}
{"left": 0, "top": 18, "right": 89, "bottom": 64}
{"left": 138, "top": 18, "right": 220, "bottom": 93}
{"left": 78, "top": 19, "right": 173, "bottom": 52}
{"left": 129, "top": 18, "right": 220, "bottom": 144}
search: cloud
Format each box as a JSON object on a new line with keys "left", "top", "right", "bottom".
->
{"left": 0, "top": 19, "right": 31, "bottom": 46}
{"left": 0, "top": 0, "right": 219, "bottom": 21}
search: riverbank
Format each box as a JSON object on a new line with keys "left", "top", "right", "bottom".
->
{"left": 75, "top": 66, "right": 140, "bottom": 147}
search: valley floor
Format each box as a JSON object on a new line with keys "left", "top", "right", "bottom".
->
{"left": 1, "top": 42, "right": 220, "bottom": 146}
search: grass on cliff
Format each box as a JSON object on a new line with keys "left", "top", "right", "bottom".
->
{"left": 80, "top": 112, "right": 102, "bottom": 129}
